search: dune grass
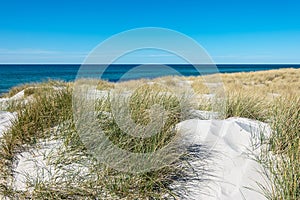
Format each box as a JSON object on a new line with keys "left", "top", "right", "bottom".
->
{"left": 0, "top": 80, "right": 197, "bottom": 199}
{"left": 96, "top": 83, "right": 187, "bottom": 153}
{"left": 263, "top": 96, "right": 300, "bottom": 200}
{"left": 0, "top": 80, "right": 72, "bottom": 98}
{"left": 0, "top": 68, "right": 299, "bottom": 199}
{"left": 221, "top": 90, "right": 270, "bottom": 122}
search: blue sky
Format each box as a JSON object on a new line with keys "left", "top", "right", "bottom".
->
{"left": 0, "top": 0, "right": 299, "bottom": 63}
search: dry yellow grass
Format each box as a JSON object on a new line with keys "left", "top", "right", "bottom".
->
{"left": 113, "top": 68, "right": 299, "bottom": 98}
{"left": 115, "top": 78, "right": 149, "bottom": 90}
{"left": 220, "top": 68, "right": 300, "bottom": 95}
{"left": 186, "top": 68, "right": 300, "bottom": 96}
{"left": 70, "top": 68, "right": 299, "bottom": 98}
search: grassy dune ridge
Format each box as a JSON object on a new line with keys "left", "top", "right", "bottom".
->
{"left": 0, "top": 68, "right": 299, "bottom": 199}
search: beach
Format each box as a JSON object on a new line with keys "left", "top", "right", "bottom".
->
{"left": 0, "top": 68, "right": 299, "bottom": 199}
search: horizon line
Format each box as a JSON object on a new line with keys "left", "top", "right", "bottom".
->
{"left": 1, "top": 63, "right": 300, "bottom": 65}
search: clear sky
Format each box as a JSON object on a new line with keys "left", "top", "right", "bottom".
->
{"left": 0, "top": 0, "right": 300, "bottom": 64}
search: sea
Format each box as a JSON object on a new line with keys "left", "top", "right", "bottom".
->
{"left": 0, "top": 64, "right": 299, "bottom": 95}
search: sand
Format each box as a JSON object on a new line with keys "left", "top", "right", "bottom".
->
{"left": 176, "top": 117, "right": 271, "bottom": 199}
{"left": 0, "top": 111, "right": 16, "bottom": 137}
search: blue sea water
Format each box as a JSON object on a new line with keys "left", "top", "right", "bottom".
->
{"left": 0, "top": 64, "right": 299, "bottom": 95}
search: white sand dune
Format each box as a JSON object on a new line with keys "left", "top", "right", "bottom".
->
{"left": 14, "top": 137, "right": 91, "bottom": 191}
{"left": 0, "top": 90, "right": 24, "bottom": 103}
{"left": 0, "top": 90, "right": 25, "bottom": 110}
{"left": 14, "top": 139, "right": 62, "bottom": 191}
{"left": 0, "top": 111, "right": 16, "bottom": 137}
{"left": 0, "top": 109, "right": 16, "bottom": 199}
{"left": 0, "top": 91, "right": 22, "bottom": 137}
{"left": 176, "top": 117, "right": 271, "bottom": 200}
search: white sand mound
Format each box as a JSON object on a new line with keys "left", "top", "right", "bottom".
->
{"left": 0, "top": 91, "right": 21, "bottom": 137}
{"left": 14, "top": 138, "right": 90, "bottom": 191}
{"left": 0, "top": 111, "right": 16, "bottom": 137}
{"left": 14, "top": 139, "right": 62, "bottom": 191}
{"left": 0, "top": 90, "right": 24, "bottom": 102}
{"left": 0, "top": 90, "right": 25, "bottom": 110}
{"left": 176, "top": 117, "right": 271, "bottom": 200}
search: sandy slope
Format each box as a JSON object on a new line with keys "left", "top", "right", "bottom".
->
{"left": 176, "top": 117, "right": 271, "bottom": 199}
{"left": 0, "top": 90, "right": 23, "bottom": 133}
{"left": 0, "top": 111, "right": 16, "bottom": 137}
